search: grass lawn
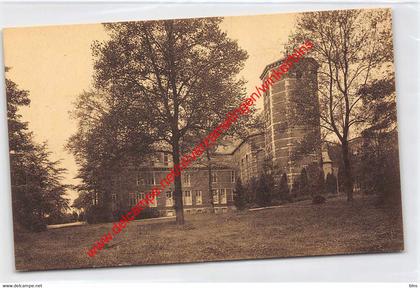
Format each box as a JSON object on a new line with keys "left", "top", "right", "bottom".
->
{"left": 14, "top": 195, "right": 404, "bottom": 271}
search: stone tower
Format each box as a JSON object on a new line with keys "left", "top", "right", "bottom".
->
{"left": 260, "top": 57, "right": 321, "bottom": 186}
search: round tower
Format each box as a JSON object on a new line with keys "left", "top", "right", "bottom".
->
{"left": 260, "top": 57, "right": 321, "bottom": 187}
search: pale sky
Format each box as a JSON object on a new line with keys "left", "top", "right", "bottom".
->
{"left": 3, "top": 13, "right": 297, "bottom": 203}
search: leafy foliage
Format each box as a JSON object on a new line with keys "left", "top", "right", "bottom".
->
{"left": 86, "top": 205, "right": 111, "bottom": 224}
{"left": 358, "top": 78, "right": 397, "bottom": 133}
{"left": 291, "top": 168, "right": 310, "bottom": 198}
{"left": 312, "top": 195, "right": 326, "bottom": 205}
{"left": 287, "top": 9, "right": 394, "bottom": 201}
{"left": 277, "top": 173, "right": 290, "bottom": 202}
{"left": 67, "top": 90, "right": 155, "bottom": 222}
{"left": 325, "top": 173, "right": 338, "bottom": 194}
{"left": 315, "top": 169, "right": 326, "bottom": 195}
{"left": 353, "top": 77, "right": 400, "bottom": 205}
{"left": 234, "top": 177, "right": 247, "bottom": 210}
{"left": 246, "top": 176, "right": 259, "bottom": 205}
{"left": 256, "top": 172, "right": 274, "bottom": 207}
{"left": 299, "top": 168, "right": 310, "bottom": 196}
{"left": 81, "top": 19, "right": 248, "bottom": 224}
{"left": 7, "top": 69, "right": 69, "bottom": 231}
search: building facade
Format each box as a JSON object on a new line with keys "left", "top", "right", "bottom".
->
{"left": 107, "top": 152, "right": 237, "bottom": 217}
{"left": 260, "top": 57, "right": 322, "bottom": 186}
{"left": 103, "top": 57, "right": 330, "bottom": 217}
{"left": 231, "top": 132, "right": 265, "bottom": 184}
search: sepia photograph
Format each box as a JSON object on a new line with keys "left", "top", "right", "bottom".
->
{"left": 3, "top": 7, "right": 403, "bottom": 271}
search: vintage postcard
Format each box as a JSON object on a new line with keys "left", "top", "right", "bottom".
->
{"left": 3, "top": 8, "right": 403, "bottom": 271}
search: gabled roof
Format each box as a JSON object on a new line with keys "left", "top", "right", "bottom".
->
{"left": 229, "top": 132, "right": 265, "bottom": 155}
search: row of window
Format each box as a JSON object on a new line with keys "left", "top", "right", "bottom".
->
{"left": 166, "top": 207, "right": 228, "bottom": 216}
{"left": 212, "top": 188, "right": 230, "bottom": 204}
{"left": 165, "top": 190, "right": 201, "bottom": 206}
{"left": 115, "top": 192, "right": 158, "bottom": 208}
{"left": 165, "top": 189, "right": 231, "bottom": 206}
{"left": 111, "top": 188, "right": 232, "bottom": 208}
{"left": 135, "top": 171, "right": 236, "bottom": 186}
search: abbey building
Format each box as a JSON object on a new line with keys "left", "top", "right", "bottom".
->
{"left": 101, "top": 57, "right": 332, "bottom": 217}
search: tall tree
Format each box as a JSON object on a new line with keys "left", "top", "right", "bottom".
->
{"left": 356, "top": 77, "right": 400, "bottom": 204}
{"left": 287, "top": 9, "right": 393, "bottom": 201}
{"left": 67, "top": 90, "right": 155, "bottom": 221}
{"left": 92, "top": 19, "right": 248, "bottom": 224}
{"left": 6, "top": 68, "right": 69, "bottom": 231}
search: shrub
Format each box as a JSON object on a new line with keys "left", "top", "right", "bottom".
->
{"left": 86, "top": 205, "right": 111, "bottom": 224}
{"left": 26, "top": 216, "right": 47, "bottom": 232}
{"left": 290, "top": 177, "right": 300, "bottom": 198}
{"left": 112, "top": 209, "right": 126, "bottom": 221}
{"left": 325, "top": 173, "right": 338, "bottom": 194}
{"left": 138, "top": 207, "right": 160, "bottom": 219}
{"left": 278, "top": 173, "right": 290, "bottom": 202}
{"left": 246, "top": 176, "right": 259, "bottom": 204}
{"left": 312, "top": 195, "right": 326, "bottom": 204}
{"left": 72, "top": 211, "right": 79, "bottom": 221}
{"left": 234, "top": 178, "right": 247, "bottom": 210}
{"left": 46, "top": 213, "right": 78, "bottom": 225}
{"left": 112, "top": 207, "right": 160, "bottom": 221}
{"left": 256, "top": 172, "right": 273, "bottom": 207}
{"left": 78, "top": 211, "right": 86, "bottom": 222}
{"left": 299, "top": 168, "right": 309, "bottom": 196}
{"left": 289, "top": 169, "right": 311, "bottom": 198}
{"left": 16, "top": 210, "right": 46, "bottom": 231}
{"left": 313, "top": 169, "right": 326, "bottom": 195}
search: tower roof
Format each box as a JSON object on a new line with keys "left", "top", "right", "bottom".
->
{"left": 259, "top": 58, "right": 284, "bottom": 80}
{"left": 260, "top": 56, "right": 319, "bottom": 80}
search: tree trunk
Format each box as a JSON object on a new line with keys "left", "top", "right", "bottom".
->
{"left": 101, "top": 169, "right": 113, "bottom": 222}
{"left": 341, "top": 140, "right": 353, "bottom": 202}
{"left": 206, "top": 150, "right": 215, "bottom": 213}
{"left": 172, "top": 137, "right": 185, "bottom": 225}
